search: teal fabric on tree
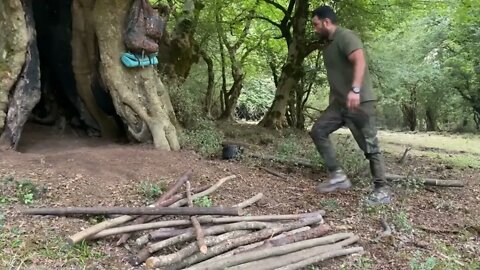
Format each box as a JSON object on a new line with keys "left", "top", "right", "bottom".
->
{"left": 121, "top": 52, "right": 158, "bottom": 68}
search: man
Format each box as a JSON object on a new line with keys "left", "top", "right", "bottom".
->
{"left": 310, "top": 5, "right": 391, "bottom": 205}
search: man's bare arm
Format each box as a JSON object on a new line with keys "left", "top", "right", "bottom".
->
{"left": 348, "top": 49, "right": 366, "bottom": 88}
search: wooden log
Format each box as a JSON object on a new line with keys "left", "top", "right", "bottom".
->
{"left": 63, "top": 175, "right": 232, "bottom": 245}
{"left": 258, "top": 166, "right": 287, "bottom": 180}
{"left": 166, "top": 212, "right": 325, "bottom": 270}
{"left": 146, "top": 230, "right": 250, "bottom": 268}
{"left": 247, "top": 153, "right": 314, "bottom": 168}
{"left": 133, "top": 212, "right": 313, "bottom": 248}
{"left": 147, "top": 227, "right": 195, "bottom": 240}
{"left": 22, "top": 206, "right": 241, "bottom": 216}
{"left": 131, "top": 221, "right": 271, "bottom": 266}
{"left": 186, "top": 181, "right": 208, "bottom": 254}
{"left": 385, "top": 173, "right": 464, "bottom": 187}
{"left": 141, "top": 184, "right": 209, "bottom": 223}
{"left": 84, "top": 185, "right": 209, "bottom": 243}
{"left": 148, "top": 221, "right": 272, "bottom": 254}
{"left": 232, "top": 193, "right": 264, "bottom": 208}
{"left": 92, "top": 211, "right": 318, "bottom": 241}
{"left": 185, "top": 230, "right": 346, "bottom": 270}
{"left": 248, "top": 224, "right": 331, "bottom": 252}
{"left": 229, "top": 235, "right": 360, "bottom": 270}
{"left": 116, "top": 170, "right": 192, "bottom": 245}
{"left": 203, "top": 227, "right": 312, "bottom": 264}
{"left": 276, "top": 247, "right": 364, "bottom": 270}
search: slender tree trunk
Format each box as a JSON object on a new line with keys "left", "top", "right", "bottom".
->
{"left": 0, "top": 0, "right": 41, "bottom": 149}
{"left": 402, "top": 103, "right": 417, "bottom": 131}
{"left": 425, "top": 106, "right": 437, "bottom": 131}
{"left": 201, "top": 50, "right": 215, "bottom": 117}
{"left": 259, "top": 0, "right": 309, "bottom": 129}
{"left": 220, "top": 67, "right": 244, "bottom": 120}
{"left": 215, "top": 5, "right": 256, "bottom": 121}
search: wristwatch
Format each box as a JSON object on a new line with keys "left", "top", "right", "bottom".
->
{"left": 352, "top": 86, "right": 361, "bottom": 94}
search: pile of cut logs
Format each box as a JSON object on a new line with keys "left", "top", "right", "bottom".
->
{"left": 22, "top": 171, "right": 363, "bottom": 269}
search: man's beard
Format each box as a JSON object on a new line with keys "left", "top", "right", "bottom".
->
{"left": 316, "top": 30, "right": 329, "bottom": 40}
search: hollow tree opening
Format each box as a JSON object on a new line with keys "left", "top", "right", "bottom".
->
{"left": 30, "top": 0, "right": 124, "bottom": 139}
{"left": 1, "top": 0, "right": 181, "bottom": 151}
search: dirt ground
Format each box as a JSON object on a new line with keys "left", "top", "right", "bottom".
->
{"left": 1, "top": 123, "right": 479, "bottom": 270}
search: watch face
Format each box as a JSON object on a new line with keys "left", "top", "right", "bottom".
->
{"left": 353, "top": 87, "right": 360, "bottom": 93}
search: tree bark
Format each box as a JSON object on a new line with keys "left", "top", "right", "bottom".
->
{"left": 0, "top": 0, "right": 41, "bottom": 149}
{"left": 201, "top": 50, "right": 215, "bottom": 116}
{"left": 385, "top": 173, "right": 464, "bottom": 187}
{"left": 146, "top": 231, "right": 250, "bottom": 269}
{"left": 250, "top": 224, "right": 330, "bottom": 251}
{"left": 132, "top": 212, "right": 314, "bottom": 247}
{"left": 185, "top": 232, "right": 352, "bottom": 270}
{"left": 22, "top": 206, "right": 242, "bottom": 216}
{"left": 132, "top": 221, "right": 271, "bottom": 266}
{"left": 148, "top": 221, "right": 272, "bottom": 254}
{"left": 90, "top": 0, "right": 180, "bottom": 150}
{"left": 186, "top": 181, "right": 208, "bottom": 254}
{"left": 169, "top": 213, "right": 324, "bottom": 270}
{"left": 425, "top": 106, "right": 437, "bottom": 131}
{"left": 259, "top": 0, "right": 310, "bottom": 129}
{"left": 71, "top": 0, "right": 121, "bottom": 139}
{"left": 157, "top": 0, "right": 204, "bottom": 83}
{"left": 0, "top": 0, "right": 29, "bottom": 134}
{"left": 275, "top": 247, "right": 364, "bottom": 270}
{"left": 230, "top": 235, "right": 360, "bottom": 270}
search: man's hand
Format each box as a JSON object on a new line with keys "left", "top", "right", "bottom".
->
{"left": 347, "top": 91, "right": 360, "bottom": 111}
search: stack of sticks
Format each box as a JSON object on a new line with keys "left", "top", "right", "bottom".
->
{"left": 22, "top": 171, "right": 364, "bottom": 269}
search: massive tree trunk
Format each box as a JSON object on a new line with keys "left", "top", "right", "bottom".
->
{"left": 0, "top": 0, "right": 41, "bottom": 149}
{"left": 258, "top": 0, "right": 312, "bottom": 129}
{"left": 0, "top": 1, "right": 29, "bottom": 132}
{"left": 1, "top": 0, "right": 181, "bottom": 151}
{"left": 91, "top": 0, "right": 180, "bottom": 150}
{"left": 71, "top": 0, "right": 121, "bottom": 139}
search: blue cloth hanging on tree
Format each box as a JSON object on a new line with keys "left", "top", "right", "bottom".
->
{"left": 121, "top": 52, "right": 158, "bottom": 68}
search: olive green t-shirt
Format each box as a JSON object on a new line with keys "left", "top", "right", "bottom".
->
{"left": 322, "top": 27, "right": 376, "bottom": 106}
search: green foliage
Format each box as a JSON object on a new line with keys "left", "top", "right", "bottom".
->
{"left": 138, "top": 180, "right": 166, "bottom": 201}
{"left": 334, "top": 135, "right": 369, "bottom": 179}
{"left": 410, "top": 251, "right": 438, "bottom": 270}
{"left": 393, "top": 211, "right": 413, "bottom": 234}
{"left": 237, "top": 77, "right": 275, "bottom": 118}
{"left": 168, "top": 69, "right": 206, "bottom": 128}
{"left": 180, "top": 119, "right": 224, "bottom": 156}
{"left": 194, "top": 196, "right": 213, "bottom": 207}
{"left": 1, "top": 176, "right": 41, "bottom": 205}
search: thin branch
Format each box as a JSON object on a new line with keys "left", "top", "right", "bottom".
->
{"left": 263, "top": 0, "right": 288, "bottom": 14}
{"left": 254, "top": 15, "right": 282, "bottom": 28}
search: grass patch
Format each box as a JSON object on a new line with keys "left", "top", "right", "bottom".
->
{"left": 194, "top": 196, "right": 213, "bottom": 207}
{"left": 180, "top": 119, "right": 224, "bottom": 156}
{"left": 0, "top": 226, "right": 105, "bottom": 269}
{"left": 138, "top": 179, "right": 167, "bottom": 201}
{"left": 425, "top": 152, "right": 480, "bottom": 169}
{"left": 1, "top": 176, "right": 43, "bottom": 205}
{"left": 319, "top": 199, "right": 341, "bottom": 211}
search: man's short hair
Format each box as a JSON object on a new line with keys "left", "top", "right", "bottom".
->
{"left": 312, "top": 5, "right": 337, "bottom": 24}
